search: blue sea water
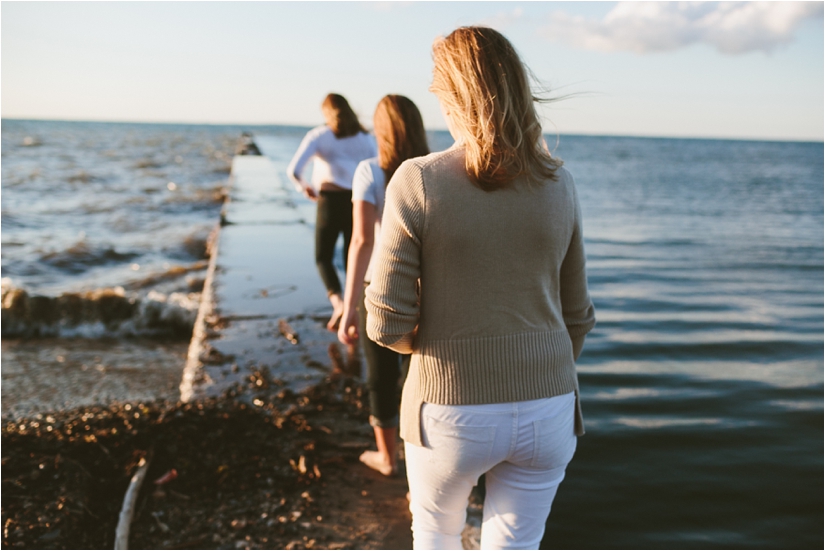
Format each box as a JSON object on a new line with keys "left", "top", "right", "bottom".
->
{"left": 543, "top": 135, "right": 823, "bottom": 549}
{"left": 2, "top": 120, "right": 822, "bottom": 547}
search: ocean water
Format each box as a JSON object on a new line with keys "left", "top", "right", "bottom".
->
{"left": 544, "top": 135, "right": 823, "bottom": 549}
{"left": 2, "top": 121, "right": 822, "bottom": 547}
{"left": 2, "top": 119, "right": 252, "bottom": 415}
{"left": 1, "top": 119, "right": 240, "bottom": 296}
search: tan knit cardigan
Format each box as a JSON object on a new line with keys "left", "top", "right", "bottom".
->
{"left": 365, "top": 146, "right": 596, "bottom": 446}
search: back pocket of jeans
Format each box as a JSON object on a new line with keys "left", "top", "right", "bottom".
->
{"left": 531, "top": 411, "right": 576, "bottom": 470}
{"left": 424, "top": 416, "right": 496, "bottom": 474}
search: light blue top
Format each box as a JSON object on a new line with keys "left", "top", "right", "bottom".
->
{"left": 351, "top": 157, "right": 385, "bottom": 282}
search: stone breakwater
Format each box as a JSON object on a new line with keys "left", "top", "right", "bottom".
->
{"left": 179, "top": 148, "right": 343, "bottom": 403}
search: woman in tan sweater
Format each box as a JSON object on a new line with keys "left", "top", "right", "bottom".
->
{"left": 365, "top": 27, "right": 596, "bottom": 549}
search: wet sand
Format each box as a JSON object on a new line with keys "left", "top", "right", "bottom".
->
{"left": 1, "top": 338, "right": 187, "bottom": 420}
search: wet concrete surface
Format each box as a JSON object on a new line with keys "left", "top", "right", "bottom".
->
{"left": 166, "top": 151, "right": 418, "bottom": 549}
{"left": 181, "top": 154, "right": 348, "bottom": 402}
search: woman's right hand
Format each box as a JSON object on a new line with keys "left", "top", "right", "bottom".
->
{"left": 337, "top": 308, "right": 359, "bottom": 345}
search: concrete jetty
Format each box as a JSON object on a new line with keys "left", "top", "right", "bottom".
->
{"left": 177, "top": 136, "right": 415, "bottom": 550}
{"left": 180, "top": 139, "right": 345, "bottom": 402}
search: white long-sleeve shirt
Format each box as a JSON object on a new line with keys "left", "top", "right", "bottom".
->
{"left": 286, "top": 125, "right": 377, "bottom": 192}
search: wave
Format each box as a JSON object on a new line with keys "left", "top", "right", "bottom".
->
{"left": 175, "top": 231, "right": 212, "bottom": 261}
{"left": 1, "top": 212, "right": 27, "bottom": 229}
{"left": 123, "top": 261, "right": 209, "bottom": 291}
{"left": 1, "top": 281, "right": 199, "bottom": 340}
{"left": 583, "top": 338, "right": 823, "bottom": 361}
{"left": 38, "top": 240, "right": 141, "bottom": 274}
{"left": 133, "top": 158, "right": 164, "bottom": 169}
{"left": 161, "top": 184, "right": 227, "bottom": 208}
{"left": 587, "top": 237, "right": 698, "bottom": 247}
{"left": 66, "top": 171, "right": 103, "bottom": 184}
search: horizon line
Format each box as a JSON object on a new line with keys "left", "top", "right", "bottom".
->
{"left": 2, "top": 116, "right": 822, "bottom": 145}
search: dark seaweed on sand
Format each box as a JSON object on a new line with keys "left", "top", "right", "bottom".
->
{"left": 2, "top": 370, "right": 370, "bottom": 550}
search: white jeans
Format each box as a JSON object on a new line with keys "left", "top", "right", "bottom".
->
{"left": 405, "top": 392, "right": 577, "bottom": 550}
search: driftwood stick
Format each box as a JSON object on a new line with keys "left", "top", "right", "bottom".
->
{"left": 114, "top": 456, "right": 150, "bottom": 550}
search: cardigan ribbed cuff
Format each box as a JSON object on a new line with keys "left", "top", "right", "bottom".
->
{"left": 565, "top": 303, "right": 596, "bottom": 338}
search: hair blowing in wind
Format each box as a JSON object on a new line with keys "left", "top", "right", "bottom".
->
{"left": 430, "top": 26, "right": 562, "bottom": 191}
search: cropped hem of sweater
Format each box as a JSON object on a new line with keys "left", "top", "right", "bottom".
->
{"left": 365, "top": 146, "right": 596, "bottom": 447}
{"left": 400, "top": 332, "right": 585, "bottom": 445}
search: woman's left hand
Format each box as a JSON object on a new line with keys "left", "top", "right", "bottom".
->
{"left": 337, "top": 309, "right": 359, "bottom": 345}
{"left": 303, "top": 187, "right": 318, "bottom": 201}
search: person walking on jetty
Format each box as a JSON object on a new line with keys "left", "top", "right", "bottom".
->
{"left": 337, "top": 95, "right": 430, "bottom": 477}
{"left": 365, "top": 27, "right": 596, "bottom": 549}
{"left": 287, "top": 93, "right": 377, "bottom": 331}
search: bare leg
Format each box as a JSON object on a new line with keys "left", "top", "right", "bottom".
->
{"left": 360, "top": 426, "right": 398, "bottom": 476}
{"left": 327, "top": 292, "right": 344, "bottom": 332}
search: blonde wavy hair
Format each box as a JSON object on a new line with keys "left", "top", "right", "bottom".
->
{"left": 430, "top": 26, "right": 561, "bottom": 191}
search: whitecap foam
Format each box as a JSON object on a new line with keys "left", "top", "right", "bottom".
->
{"left": 1, "top": 283, "right": 200, "bottom": 340}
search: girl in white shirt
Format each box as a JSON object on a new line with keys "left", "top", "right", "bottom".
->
{"left": 287, "top": 94, "right": 377, "bottom": 330}
{"left": 337, "top": 95, "right": 429, "bottom": 476}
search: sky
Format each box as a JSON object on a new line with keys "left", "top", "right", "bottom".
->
{"left": 2, "top": 1, "right": 823, "bottom": 141}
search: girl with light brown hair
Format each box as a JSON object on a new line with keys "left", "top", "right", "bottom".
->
{"left": 365, "top": 27, "right": 595, "bottom": 549}
{"left": 287, "top": 93, "right": 376, "bottom": 331}
{"left": 338, "top": 94, "right": 429, "bottom": 476}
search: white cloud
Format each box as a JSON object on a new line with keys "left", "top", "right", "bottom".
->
{"left": 540, "top": 1, "right": 823, "bottom": 55}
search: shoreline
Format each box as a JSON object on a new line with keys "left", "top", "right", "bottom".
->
{"left": 2, "top": 371, "right": 413, "bottom": 549}
{"left": 1, "top": 142, "right": 415, "bottom": 549}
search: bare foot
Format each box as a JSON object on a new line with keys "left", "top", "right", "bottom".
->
{"left": 359, "top": 450, "right": 397, "bottom": 477}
